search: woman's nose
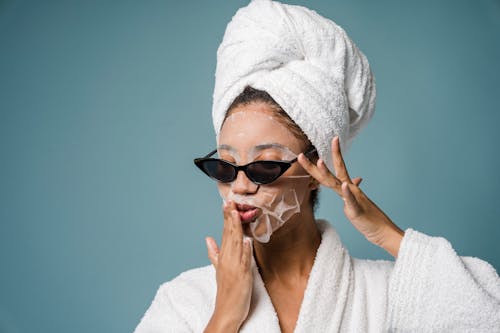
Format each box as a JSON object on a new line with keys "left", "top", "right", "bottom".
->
{"left": 231, "top": 170, "right": 259, "bottom": 194}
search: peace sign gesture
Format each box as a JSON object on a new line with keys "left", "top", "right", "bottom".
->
{"left": 298, "top": 136, "right": 404, "bottom": 257}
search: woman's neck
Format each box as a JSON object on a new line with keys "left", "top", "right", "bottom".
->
{"left": 252, "top": 209, "right": 321, "bottom": 285}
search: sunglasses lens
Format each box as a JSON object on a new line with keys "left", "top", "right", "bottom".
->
{"left": 202, "top": 160, "right": 235, "bottom": 182}
{"left": 247, "top": 162, "right": 283, "bottom": 184}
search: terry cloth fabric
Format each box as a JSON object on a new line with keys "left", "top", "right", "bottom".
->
{"left": 212, "top": 0, "right": 376, "bottom": 171}
{"left": 133, "top": 219, "right": 500, "bottom": 332}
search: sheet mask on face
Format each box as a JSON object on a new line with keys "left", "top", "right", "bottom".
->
{"left": 219, "top": 176, "right": 310, "bottom": 243}
{"left": 217, "top": 111, "right": 311, "bottom": 243}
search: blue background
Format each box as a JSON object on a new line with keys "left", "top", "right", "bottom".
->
{"left": 0, "top": 0, "right": 499, "bottom": 332}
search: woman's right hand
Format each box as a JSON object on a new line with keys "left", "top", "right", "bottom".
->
{"left": 204, "top": 200, "right": 254, "bottom": 333}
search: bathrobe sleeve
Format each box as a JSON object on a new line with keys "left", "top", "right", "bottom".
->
{"left": 134, "top": 265, "right": 216, "bottom": 333}
{"left": 387, "top": 228, "right": 500, "bottom": 332}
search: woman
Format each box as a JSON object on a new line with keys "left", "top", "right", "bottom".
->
{"left": 135, "top": 1, "right": 500, "bottom": 332}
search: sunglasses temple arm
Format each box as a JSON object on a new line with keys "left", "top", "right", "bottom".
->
{"left": 204, "top": 149, "right": 218, "bottom": 158}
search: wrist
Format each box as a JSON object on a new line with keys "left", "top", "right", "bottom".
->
{"left": 204, "top": 309, "right": 241, "bottom": 333}
{"left": 377, "top": 224, "right": 405, "bottom": 258}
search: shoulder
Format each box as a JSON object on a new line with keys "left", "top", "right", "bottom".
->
{"left": 172, "top": 264, "right": 215, "bottom": 285}
{"left": 134, "top": 265, "right": 216, "bottom": 332}
{"left": 349, "top": 257, "right": 395, "bottom": 307}
{"left": 145, "top": 264, "right": 216, "bottom": 314}
{"left": 158, "top": 264, "right": 216, "bottom": 301}
{"left": 152, "top": 264, "right": 216, "bottom": 322}
{"left": 351, "top": 257, "right": 394, "bottom": 282}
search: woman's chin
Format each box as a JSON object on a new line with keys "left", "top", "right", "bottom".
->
{"left": 243, "top": 224, "right": 272, "bottom": 242}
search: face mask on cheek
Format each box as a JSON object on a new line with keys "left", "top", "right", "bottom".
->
{"left": 218, "top": 175, "right": 311, "bottom": 243}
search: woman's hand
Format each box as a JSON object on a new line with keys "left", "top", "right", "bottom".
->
{"left": 204, "top": 201, "right": 253, "bottom": 333}
{"left": 298, "top": 136, "right": 405, "bottom": 257}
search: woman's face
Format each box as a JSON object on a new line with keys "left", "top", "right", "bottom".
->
{"left": 217, "top": 101, "right": 313, "bottom": 240}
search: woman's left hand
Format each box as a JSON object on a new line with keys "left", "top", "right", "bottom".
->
{"left": 298, "top": 136, "right": 405, "bottom": 257}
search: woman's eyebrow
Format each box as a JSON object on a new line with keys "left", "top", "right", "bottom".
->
{"left": 216, "top": 144, "right": 237, "bottom": 152}
{"left": 217, "top": 143, "right": 289, "bottom": 152}
{"left": 253, "top": 143, "right": 288, "bottom": 151}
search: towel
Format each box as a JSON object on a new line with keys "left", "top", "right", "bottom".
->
{"left": 133, "top": 220, "right": 500, "bottom": 332}
{"left": 212, "top": 0, "right": 376, "bottom": 171}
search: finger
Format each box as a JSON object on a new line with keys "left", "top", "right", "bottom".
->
{"left": 229, "top": 203, "right": 243, "bottom": 254}
{"left": 332, "top": 136, "right": 352, "bottom": 183}
{"left": 316, "top": 159, "right": 343, "bottom": 195}
{"left": 317, "top": 159, "right": 342, "bottom": 187}
{"left": 230, "top": 201, "right": 243, "bottom": 239}
{"left": 352, "top": 177, "right": 363, "bottom": 186}
{"left": 298, "top": 153, "right": 340, "bottom": 190}
{"left": 205, "top": 236, "right": 219, "bottom": 267}
{"left": 341, "top": 182, "right": 362, "bottom": 212}
{"left": 220, "top": 201, "right": 234, "bottom": 256}
{"left": 220, "top": 201, "right": 243, "bottom": 260}
{"left": 297, "top": 153, "right": 324, "bottom": 181}
{"left": 241, "top": 238, "right": 252, "bottom": 270}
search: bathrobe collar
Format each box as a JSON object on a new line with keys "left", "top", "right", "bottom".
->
{"left": 241, "top": 219, "right": 352, "bottom": 333}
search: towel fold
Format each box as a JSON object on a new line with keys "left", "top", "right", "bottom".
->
{"left": 212, "top": 0, "right": 376, "bottom": 170}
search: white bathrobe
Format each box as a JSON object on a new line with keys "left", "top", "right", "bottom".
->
{"left": 134, "top": 220, "right": 500, "bottom": 332}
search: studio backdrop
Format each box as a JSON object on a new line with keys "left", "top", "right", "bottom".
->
{"left": 0, "top": 1, "right": 499, "bottom": 332}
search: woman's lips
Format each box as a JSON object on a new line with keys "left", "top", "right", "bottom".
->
{"left": 236, "top": 203, "right": 259, "bottom": 223}
{"left": 239, "top": 208, "right": 258, "bottom": 223}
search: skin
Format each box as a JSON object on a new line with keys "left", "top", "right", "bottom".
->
{"left": 203, "top": 102, "right": 405, "bottom": 333}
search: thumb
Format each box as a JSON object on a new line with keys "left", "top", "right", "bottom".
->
{"left": 205, "top": 236, "right": 219, "bottom": 267}
{"left": 352, "top": 177, "right": 363, "bottom": 186}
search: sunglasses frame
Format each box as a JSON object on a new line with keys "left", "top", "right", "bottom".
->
{"left": 193, "top": 146, "right": 317, "bottom": 185}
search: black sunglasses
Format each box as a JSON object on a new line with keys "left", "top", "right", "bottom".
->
{"left": 193, "top": 147, "right": 317, "bottom": 185}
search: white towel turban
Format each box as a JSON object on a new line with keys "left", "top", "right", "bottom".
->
{"left": 212, "top": 0, "right": 376, "bottom": 171}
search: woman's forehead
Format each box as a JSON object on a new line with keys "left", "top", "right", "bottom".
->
{"left": 216, "top": 142, "right": 299, "bottom": 160}
{"left": 218, "top": 109, "right": 304, "bottom": 153}
{"left": 220, "top": 109, "right": 297, "bottom": 138}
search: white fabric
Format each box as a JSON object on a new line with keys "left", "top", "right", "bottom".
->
{"left": 134, "top": 220, "right": 500, "bottom": 332}
{"left": 212, "top": 0, "right": 376, "bottom": 171}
